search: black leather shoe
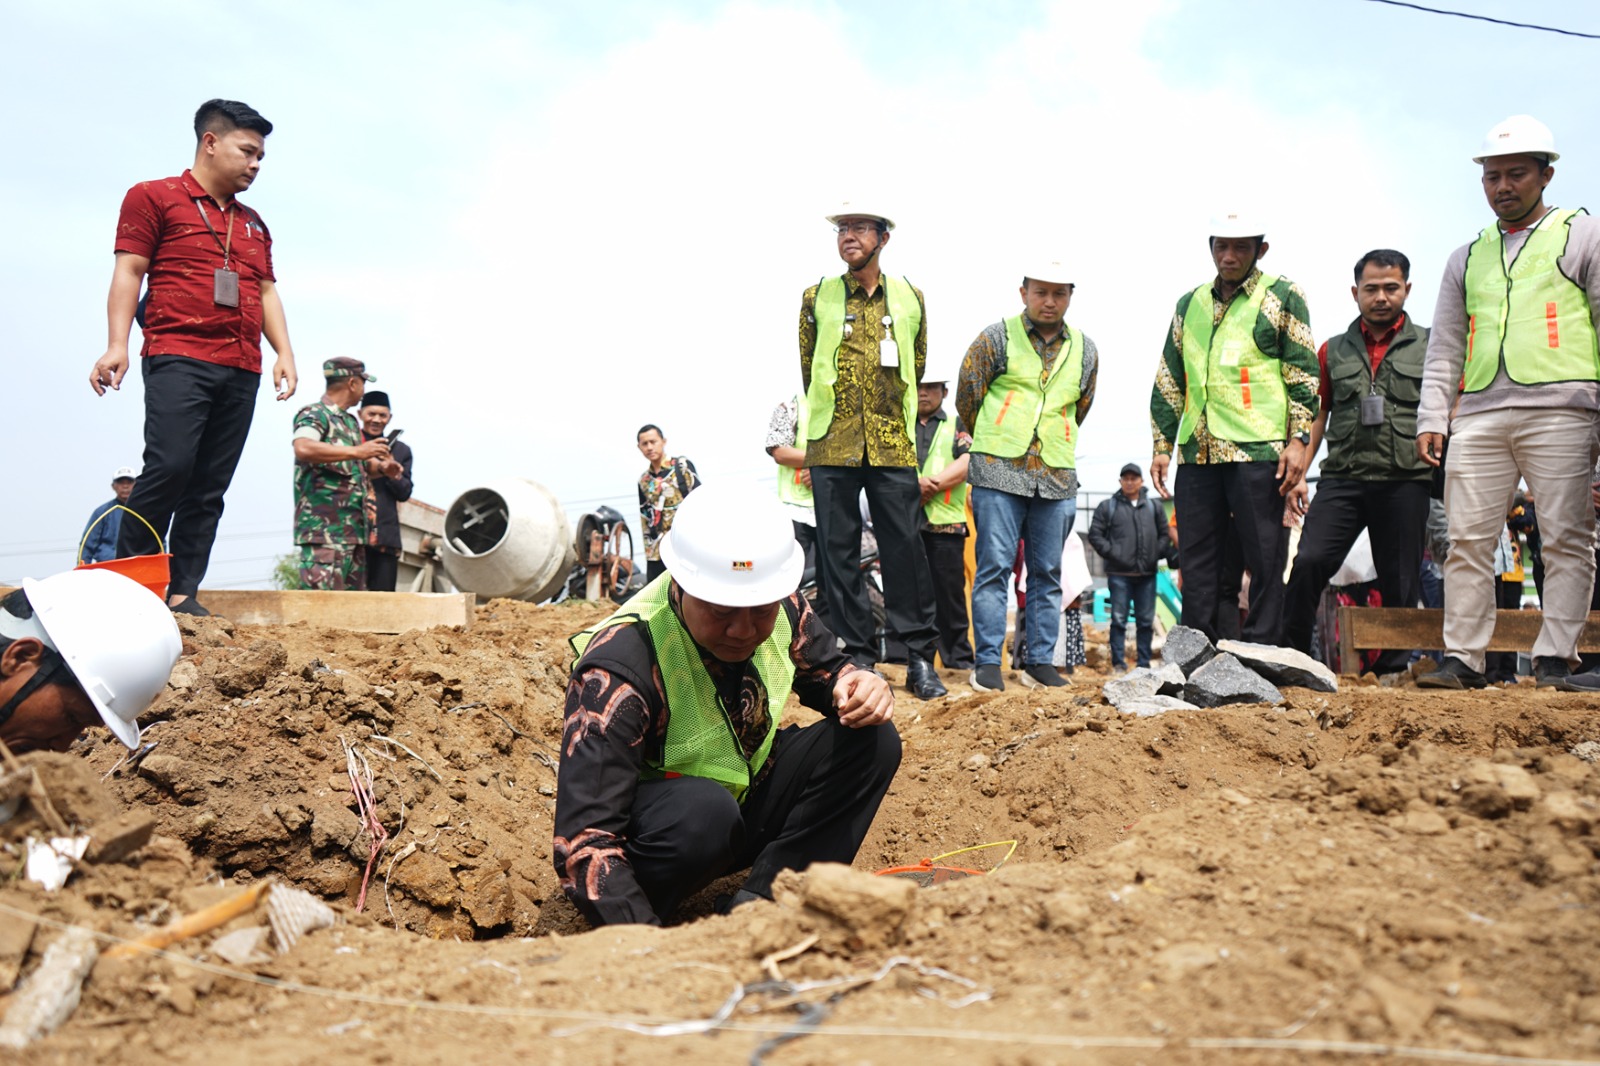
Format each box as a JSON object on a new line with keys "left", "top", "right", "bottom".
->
{"left": 970, "top": 664, "right": 1004, "bottom": 692}
{"left": 905, "top": 654, "right": 948, "bottom": 700}
{"left": 1416, "top": 656, "right": 1488, "bottom": 690}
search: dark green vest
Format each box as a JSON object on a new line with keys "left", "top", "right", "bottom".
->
{"left": 1319, "top": 316, "right": 1431, "bottom": 482}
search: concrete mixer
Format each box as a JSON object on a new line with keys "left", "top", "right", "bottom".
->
{"left": 439, "top": 478, "right": 637, "bottom": 603}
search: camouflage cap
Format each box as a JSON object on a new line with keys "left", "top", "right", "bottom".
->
{"left": 323, "top": 357, "right": 376, "bottom": 382}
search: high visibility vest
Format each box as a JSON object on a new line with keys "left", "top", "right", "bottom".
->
{"left": 569, "top": 576, "right": 793, "bottom": 802}
{"left": 920, "top": 415, "right": 967, "bottom": 524}
{"left": 1176, "top": 276, "right": 1290, "bottom": 444}
{"left": 1462, "top": 207, "right": 1599, "bottom": 392}
{"left": 776, "top": 393, "right": 814, "bottom": 507}
{"left": 970, "top": 316, "right": 1084, "bottom": 468}
{"left": 806, "top": 275, "right": 921, "bottom": 448}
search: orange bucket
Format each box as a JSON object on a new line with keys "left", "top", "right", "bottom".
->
{"left": 76, "top": 505, "right": 171, "bottom": 601}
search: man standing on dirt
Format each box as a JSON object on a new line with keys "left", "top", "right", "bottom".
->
{"left": 80, "top": 467, "right": 139, "bottom": 564}
{"left": 1149, "top": 210, "right": 1318, "bottom": 643}
{"left": 1416, "top": 116, "right": 1600, "bottom": 691}
{"left": 914, "top": 372, "right": 974, "bottom": 672}
{"left": 1088, "top": 464, "right": 1172, "bottom": 673}
{"left": 89, "top": 99, "right": 300, "bottom": 617}
{"left": 959, "top": 262, "right": 1098, "bottom": 691}
{"left": 292, "top": 359, "right": 395, "bottom": 591}
{"left": 636, "top": 424, "right": 700, "bottom": 584}
{"left": 799, "top": 203, "right": 945, "bottom": 700}
{"left": 1282, "top": 250, "right": 1432, "bottom": 675}
{"left": 358, "top": 391, "right": 413, "bottom": 593}
{"left": 556, "top": 485, "right": 899, "bottom": 927}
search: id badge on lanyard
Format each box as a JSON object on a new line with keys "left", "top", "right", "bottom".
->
{"left": 878, "top": 314, "right": 898, "bottom": 367}
{"left": 196, "top": 200, "right": 240, "bottom": 307}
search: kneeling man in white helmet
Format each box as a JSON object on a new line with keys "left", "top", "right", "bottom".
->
{"left": 555, "top": 484, "right": 900, "bottom": 926}
{"left": 1, "top": 569, "right": 182, "bottom": 756}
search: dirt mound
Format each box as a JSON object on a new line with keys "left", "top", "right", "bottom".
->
{"left": 3, "top": 602, "right": 1599, "bottom": 1064}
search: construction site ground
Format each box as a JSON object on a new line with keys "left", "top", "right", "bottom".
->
{"left": 4, "top": 600, "right": 1600, "bottom": 1065}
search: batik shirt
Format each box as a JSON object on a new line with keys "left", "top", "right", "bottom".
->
{"left": 637, "top": 456, "right": 700, "bottom": 561}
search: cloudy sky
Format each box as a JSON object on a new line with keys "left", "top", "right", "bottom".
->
{"left": 2, "top": 0, "right": 1595, "bottom": 587}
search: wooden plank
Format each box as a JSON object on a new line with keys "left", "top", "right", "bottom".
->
{"left": 1337, "top": 606, "right": 1600, "bottom": 655}
{"left": 194, "top": 590, "right": 474, "bottom": 634}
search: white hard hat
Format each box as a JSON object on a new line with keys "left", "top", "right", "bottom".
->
{"left": 23, "top": 569, "right": 181, "bottom": 748}
{"left": 825, "top": 203, "right": 896, "bottom": 231}
{"left": 659, "top": 484, "right": 804, "bottom": 607}
{"left": 112, "top": 467, "right": 137, "bottom": 480}
{"left": 1022, "top": 261, "right": 1074, "bottom": 286}
{"left": 1209, "top": 210, "right": 1265, "bottom": 239}
{"left": 1473, "top": 114, "right": 1559, "bottom": 164}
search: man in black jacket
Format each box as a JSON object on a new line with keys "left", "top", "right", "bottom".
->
{"left": 358, "top": 391, "right": 414, "bottom": 592}
{"left": 1284, "top": 250, "right": 1431, "bottom": 674}
{"left": 1089, "top": 463, "right": 1173, "bottom": 671}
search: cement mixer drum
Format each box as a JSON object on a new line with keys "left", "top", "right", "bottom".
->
{"left": 440, "top": 478, "right": 577, "bottom": 602}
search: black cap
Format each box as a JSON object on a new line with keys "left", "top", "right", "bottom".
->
{"left": 361, "top": 391, "right": 391, "bottom": 409}
{"left": 1120, "top": 463, "right": 1143, "bottom": 478}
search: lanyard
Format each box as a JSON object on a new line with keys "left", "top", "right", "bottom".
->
{"left": 194, "top": 199, "right": 237, "bottom": 270}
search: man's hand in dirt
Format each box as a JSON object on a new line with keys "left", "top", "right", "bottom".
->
{"left": 1276, "top": 439, "right": 1309, "bottom": 495}
{"left": 90, "top": 347, "right": 129, "bottom": 396}
{"left": 834, "top": 668, "right": 894, "bottom": 728}
{"left": 1150, "top": 453, "right": 1172, "bottom": 498}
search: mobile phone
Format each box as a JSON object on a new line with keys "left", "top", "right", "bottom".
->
{"left": 386, "top": 428, "right": 403, "bottom": 443}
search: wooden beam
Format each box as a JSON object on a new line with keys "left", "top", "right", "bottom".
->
{"left": 1337, "top": 606, "right": 1600, "bottom": 658}
{"left": 193, "top": 590, "right": 474, "bottom": 633}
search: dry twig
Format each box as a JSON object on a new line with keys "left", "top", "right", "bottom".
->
{"left": 366, "top": 735, "right": 443, "bottom": 782}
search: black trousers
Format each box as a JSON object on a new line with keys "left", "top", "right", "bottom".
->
{"left": 1216, "top": 528, "right": 1245, "bottom": 640}
{"left": 1284, "top": 478, "right": 1429, "bottom": 673}
{"left": 793, "top": 520, "right": 830, "bottom": 628}
{"left": 921, "top": 530, "right": 974, "bottom": 669}
{"left": 811, "top": 466, "right": 938, "bottom": 665}
{"left": 117, "top": 356, "right": 259, "bottom": 599}
{"left": 1176, "top": 462, "right": 1289, "bottom": 643}
{"left": 367, "top": 548, "right": 399, "bottom": 593}
{"left": 623, "top": 717, "right": 902, "bottom": 920}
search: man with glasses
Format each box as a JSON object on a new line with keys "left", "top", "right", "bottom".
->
{"left": 798, "top": 205, "right": 945, "bottom": 700}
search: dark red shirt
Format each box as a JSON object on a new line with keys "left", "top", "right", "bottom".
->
{"left": 1317, "top": 313, "right": 1406, "bottom": 407}
{"left": 114, "top": 170, "right": 275, "bottom": 373}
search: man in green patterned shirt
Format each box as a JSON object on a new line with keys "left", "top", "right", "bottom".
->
{"left": 798, "top": 203, "right": 945, "bottom": 700}
{"left": 1148, "top": 211, "right": 1318, "bottom": 643}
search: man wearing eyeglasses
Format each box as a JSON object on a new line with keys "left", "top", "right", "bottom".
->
{"left": 798, "top": 205, "right": 946, "bottom": 700}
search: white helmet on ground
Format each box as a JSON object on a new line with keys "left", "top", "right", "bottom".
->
{"left": 1022, "top": 260, "right": 1074, "bottom": 286}
{"left": 1473, "top": 114, "right": 1559, "bottom": 164}
{"left": 659, "top": 484, "right": 804, "bottom": 607}
{"left": 22, "top": 569, "right": 182, "bottom": 747}
{"left": 825, "top": 203, "right": 896, "bottom": 231}
{"left": 1209, "top": 210, "right": 1266, "bottom": 239}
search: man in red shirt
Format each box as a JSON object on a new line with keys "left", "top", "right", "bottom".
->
{"left": 1282, "top": 249, "right": 1432, "bottom": 672}
{"left": 88, "top": 99, "right": 300, "bottom": 616}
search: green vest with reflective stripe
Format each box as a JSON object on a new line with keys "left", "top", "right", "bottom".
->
{"left": 569, "top": 577, "right": 793, "bottom": 802}
{"left": 1462, "top": 207, "right": 1599, "bottom": 393}
{"left": 806, "top": 274, "right": 921, "bottom": 449}
{"left": 970, "top": 316, "right": 1083, "bottom": 468}
{"left": 776, "top": 393, "right": 814, "bottom": 507}
{"left": 1176, "top": 276, "right": 1289, "bottom": 444}
{"left": 919, "top": 415, "right": 967, "bottom": 524}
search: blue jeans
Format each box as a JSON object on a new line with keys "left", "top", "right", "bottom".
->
{"left": 1107, "top": 573, "right": 1157, "bottom": 668}
{"left": 971, "top": 487, "right": 1075, "bottom": 667}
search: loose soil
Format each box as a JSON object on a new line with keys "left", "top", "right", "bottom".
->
{"left": 3, "top": 603, "right": 1599, "bottom": 1065}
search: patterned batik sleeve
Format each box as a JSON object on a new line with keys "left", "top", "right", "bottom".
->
{"left": 912, "top": 284, "right": 928, "bottom": 383}
{"left": 765, "top": 401, "right": 796, "bottom": 451}
{"left": 1075, "top": 334, "right": 1099, "bottom": 426}
{"left": 1269, "top": 279, "right": 1321, "bottom": 437}
{"left": 955, "top": 327, "right": 1002, "bottom": 433}
{"left": 1150, "top": 298, "right": 1190, "bottom": 456}
{"left": 551, "top": 660, "right": 660, "bottom": 927}
{"left": 798, "top": 284, "right": 820, "bottom": 392}
{"left": 786, "top": 593, "right": 855, "bottom": 714}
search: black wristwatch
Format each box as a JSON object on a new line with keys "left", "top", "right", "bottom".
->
{"left": 1293, "top": 431, "right": 1311, "bottom": 446}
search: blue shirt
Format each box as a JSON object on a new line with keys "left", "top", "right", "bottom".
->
{"left": 81, "top": 499, "right": 124, "bottom": 563}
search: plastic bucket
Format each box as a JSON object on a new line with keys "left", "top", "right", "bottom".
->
{"left": 76, "top": 506, "right": 171, "bottom": 601}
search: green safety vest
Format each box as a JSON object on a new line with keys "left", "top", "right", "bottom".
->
{"left": 919, "top": 415, "right": 967, "bottom": 524}
{"left": 776, "top": 393, "right": 814, "bottom": 507}
{"left": 1462, "top": 207, "right": 1599, "bottom": 392}
{"left": 970, "top": 316, "right": 1084, "bottom": 468}
{"left": 806, "top": 274, "right": 921, "bottom": 449}
{"left": 1176, "top": 276, "right": 1290, "bottom": 444}
{"left": 569, "top": 576, "right": 793, "bottom": 802}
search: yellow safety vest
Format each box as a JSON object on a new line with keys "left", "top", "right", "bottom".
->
{"left": 806, "top": 275, "right": 921, "bottom": 448}
{"left": 1463, "top": 207, "right": 1599, "bottom": 392}
{"left": 776, "top": 393, "right": 813, "bottom": 507}
{"left": 970, "top": 316, "right": 1084, "bottom": 468}
{"left": 1176, "top": 276, "right": 1290, "bottom": 444}
{"left": 920, "top": 415, "right": 967, "bottom": 525}
{"left": 569, "top": 576, "right": 794, "bottom": 802}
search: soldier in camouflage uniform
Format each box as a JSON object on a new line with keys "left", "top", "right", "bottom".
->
{"left": 291, "top": 357, "right": 395, "bottom": 589}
